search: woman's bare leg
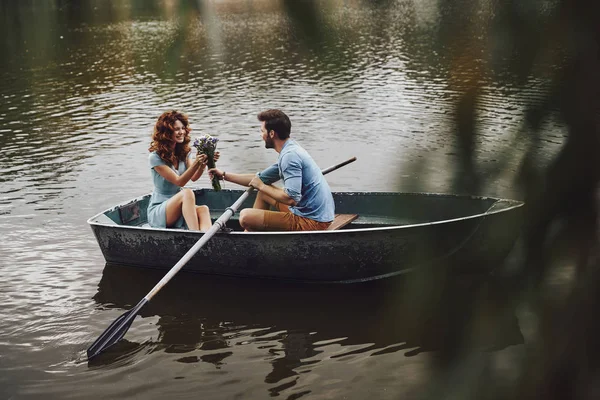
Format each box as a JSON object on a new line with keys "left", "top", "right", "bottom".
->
{"left": 165, "top": 189, "right": 200, "bottom": 230}
{"left": 196, "top": 205, "right": 212, "bottom": 231}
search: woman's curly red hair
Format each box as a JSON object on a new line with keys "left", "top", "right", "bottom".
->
{"left": 149, "top": 110, "right": 192, "bottom": 166}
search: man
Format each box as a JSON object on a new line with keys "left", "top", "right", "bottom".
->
{"left": 209, "top": 109, "right": 335, "bottom": 231}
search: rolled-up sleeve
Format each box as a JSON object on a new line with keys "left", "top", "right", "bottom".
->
{"left": 281, "top": 154, "right": 302, "bottom": 203}
{"left": 257, "top": 163, "right": 280, "bottom": 185}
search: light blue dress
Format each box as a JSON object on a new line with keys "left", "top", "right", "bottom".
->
{"left": 147, "top": 151, "right": 187, "bottom": 229}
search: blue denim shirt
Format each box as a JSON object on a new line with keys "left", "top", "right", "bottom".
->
{"left": 258, "top": 140, "right": 335, "bottom": 222}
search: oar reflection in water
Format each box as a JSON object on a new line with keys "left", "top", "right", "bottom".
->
{"left": 90, "top": 264, "right": 524, "bottom": 372}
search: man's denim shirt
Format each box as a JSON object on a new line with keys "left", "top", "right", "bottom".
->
{"left": 258, "top": 140, "right": 335, "bottom": 222}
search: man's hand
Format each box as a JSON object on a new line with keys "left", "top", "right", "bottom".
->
{"left": 249, "top": 175, "right": 265, "bottom": 191}
{"left": 208, "top": 168, "right": 224, "bottom": 180}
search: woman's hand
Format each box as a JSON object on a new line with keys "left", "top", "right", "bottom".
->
{"left": 195, "top": 153, "right": 208, "bottom": 168}
{"left": 214, "top": 151, "right": 220, "bottom": 162}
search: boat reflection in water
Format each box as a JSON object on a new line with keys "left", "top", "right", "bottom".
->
{"left": 91, "top": 263, "right": 524, "bottom": 385}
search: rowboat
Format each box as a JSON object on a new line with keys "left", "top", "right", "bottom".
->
{"left": 87, "top": 189, "right": 524, "bottom": 283}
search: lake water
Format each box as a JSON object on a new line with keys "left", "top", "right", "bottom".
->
{"left": 0, "top": 1, "right": 563, "bottom": 399}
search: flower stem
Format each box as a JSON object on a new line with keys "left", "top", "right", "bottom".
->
{"left": 206, "top": 156, "right": 221, "bottom": 191}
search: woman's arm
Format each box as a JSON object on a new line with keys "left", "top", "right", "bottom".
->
{"left": 155, "top": 157, "right": 203, "bottom": 187}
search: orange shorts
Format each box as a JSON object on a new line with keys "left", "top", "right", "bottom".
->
{"left": 262, "top": 202, "right": 331, "bottom": 231}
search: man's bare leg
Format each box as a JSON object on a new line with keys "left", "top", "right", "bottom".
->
{"left": 239, "top": 208, "right": 266, "bottom": 231}
{"left": 253, "top": 190, "right": 277, "bottom": 210}
{"left": 243, "top": 187, "right": 288, "bottom": 231}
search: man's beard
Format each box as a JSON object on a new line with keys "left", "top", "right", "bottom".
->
{"left": 264, "top": 136, "right": 274, "bottom": 149}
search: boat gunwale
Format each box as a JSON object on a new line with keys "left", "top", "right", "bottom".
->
{"left": 87, "top": 190, "right": 525, "bottom": 235}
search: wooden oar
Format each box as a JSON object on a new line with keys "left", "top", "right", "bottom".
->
{"left": 86, "top": 156, "right": 356, "bottom": 360}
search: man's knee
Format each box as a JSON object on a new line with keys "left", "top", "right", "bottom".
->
{"left": 239, "top": 209, "right": 260, "bottom": 230}
{"left": 239, "top": 209, "right": 250, "bottom": 229}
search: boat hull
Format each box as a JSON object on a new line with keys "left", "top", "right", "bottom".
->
{"left": 89, "top": 190, "right": 524, "bottom": 283}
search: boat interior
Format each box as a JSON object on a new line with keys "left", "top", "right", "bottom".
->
{"left": 90, "top": 189, "right": 523, "bottom": 231}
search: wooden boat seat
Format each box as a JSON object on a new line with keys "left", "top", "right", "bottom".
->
{"left": 327, "top": 214, "right": 358, "bottom": 230}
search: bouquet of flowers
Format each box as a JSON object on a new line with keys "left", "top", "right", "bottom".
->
{"left": 193, "top": 134, "right": 221, "bottom": 191}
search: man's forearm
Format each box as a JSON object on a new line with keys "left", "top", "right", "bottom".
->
{"left": 223, "top": 172, "right": 255, "bottom": 187}
{"left": 258, "top": 184, "right": 297, "bottom": 206}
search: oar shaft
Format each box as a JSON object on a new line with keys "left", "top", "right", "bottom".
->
{"left": 145, "top": 187, "right": 253, "bottom": 300}
{"left": 145, "top": 221, "right": 220, "bottom": 299}
{"left": 321, "top": 156, "right": 356, "bottom": 175}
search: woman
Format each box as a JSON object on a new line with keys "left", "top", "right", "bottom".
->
{"left": 147, "top": 110, "right": 218, "bottom": 231}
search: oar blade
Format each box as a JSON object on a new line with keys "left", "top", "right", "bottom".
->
{"left": 87, "top": 299, "right": 147, "bottom": 360}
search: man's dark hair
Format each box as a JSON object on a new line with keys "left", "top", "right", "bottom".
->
{"left": 257, "top": 109, "right": 292, "bottom": 140}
